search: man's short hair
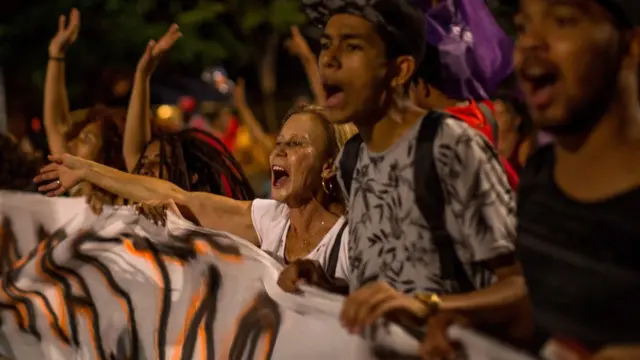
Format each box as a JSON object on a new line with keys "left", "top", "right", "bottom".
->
{"left": 303, "top": 0, "right": 427, "bottom": 65}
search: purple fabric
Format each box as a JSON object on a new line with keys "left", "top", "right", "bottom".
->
{"left": 417, "top": 0, "right": 514, "bottom": 100}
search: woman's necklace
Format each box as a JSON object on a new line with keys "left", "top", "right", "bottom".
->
{"left": 284, "top": 220, "right": 332, "bottom": 263}
{"left": 292, "top": 221, "right": 326, "bottom": 248}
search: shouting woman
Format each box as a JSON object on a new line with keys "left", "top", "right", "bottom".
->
{"left": 35, "top": 104, "right": 357, "bottom": 278}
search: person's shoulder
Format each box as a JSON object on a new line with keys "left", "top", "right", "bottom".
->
{"left": 251, "top": 198, "right": 289, "bottom": 222}
{"left": 435, "top": 112, "right": 491, "bottom": 149}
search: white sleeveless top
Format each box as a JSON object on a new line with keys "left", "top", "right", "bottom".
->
{"left": 251, "top": 199, "right": 350, "bottom": 280}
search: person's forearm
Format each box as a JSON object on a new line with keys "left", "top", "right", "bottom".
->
{"left": 300, "top": 55, "right": 325, "bottom": 106}
{"left": 123, "top": 71, "right": 152, "bottom": 172}
{"left": 80, "top": 159, "right": 187, "bottom": 204}
{"left": 43, "top": 59, "right": 71, "bottom": 155}
{"left": 236, "top": 105, "right": 274, "bottom": 153}
{"left": 440, "top": 275, "right": 528, "bottom": 326}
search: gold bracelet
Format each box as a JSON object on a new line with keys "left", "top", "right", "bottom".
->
{"left": 415, "top": 292, "right": 442, "bottom": 317}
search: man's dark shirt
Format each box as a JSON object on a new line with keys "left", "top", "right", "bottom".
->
{"left": 517, "top": 145, "right": 640, "bottom": 351}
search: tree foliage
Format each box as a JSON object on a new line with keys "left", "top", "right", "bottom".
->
{"left": 0, "top": 0, "right": 305, "bottom": 107}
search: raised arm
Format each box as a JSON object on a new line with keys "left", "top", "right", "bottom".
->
{"left": 123, "top": 24, "right": 182, "bottom": 171}
{"left": 232, "top": 78, "right": 274, "bottom": 154}
{"left": 34, "top": 154, "right": 258, "bottom": 244}
{"left": 44, "top": 9, "right": 80, "bottom": 155}
{"left": 285, "top": 26, "right": 325, "bottom": 105}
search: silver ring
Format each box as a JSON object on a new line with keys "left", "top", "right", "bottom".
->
{"left": 56, "top": 180, "right": 61, "bottom": 185}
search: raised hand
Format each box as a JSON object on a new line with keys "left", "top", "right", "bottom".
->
{"left": 284, "top": 26, "right": 313, "bottom": 60}
{"left": 134, "top": 199, "right": 183, "bottom": 227}
{"left": 33, "top": 154, "right": 87, "bottom": 196}
{"left": 137, "top": 24, "right": 183, "bottom": 76}
{"left": 49, "top": 8, "right": 80, "bottom": 57}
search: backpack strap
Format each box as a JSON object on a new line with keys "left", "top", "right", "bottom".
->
{"left": 478, "top": 102, "right": 499, "bottom": 145}
{"left": 326, "top": 221, "right": 349, "bottom": 279}
{"left": 337, "top": 134, "right": 364, "bottom": 200}
{"left": 414, "top": 111, "right": 476, "bottom": 293}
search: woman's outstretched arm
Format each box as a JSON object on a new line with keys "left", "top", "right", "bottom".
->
{"left": 34, "top": 154, "right": 259, "bottom": 245}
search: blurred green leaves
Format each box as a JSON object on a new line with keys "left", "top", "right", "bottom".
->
{"left": 0, "top": 0, "right": 306, "bottom": 101}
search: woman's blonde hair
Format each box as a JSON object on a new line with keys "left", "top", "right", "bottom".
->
{"left": 282, "top": 103, "right": 358, "bottom": 160}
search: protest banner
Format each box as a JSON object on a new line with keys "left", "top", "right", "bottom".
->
{"left": 0, "top": 191, "right": 538, "bottom": 360}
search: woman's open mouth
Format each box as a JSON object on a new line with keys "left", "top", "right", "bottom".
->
{"left": 272, "top": 165, "right": 290, "bottom": 188}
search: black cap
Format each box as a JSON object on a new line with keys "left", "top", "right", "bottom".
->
{"left": 597, "top": 0, "right": 640, "bottom": 28}
{"left": 302, "top": 0, "right": 427, "bottom": 65}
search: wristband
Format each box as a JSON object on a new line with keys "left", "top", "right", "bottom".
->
{"left": 49, "top": 56, "right": 65, "bottom": 62}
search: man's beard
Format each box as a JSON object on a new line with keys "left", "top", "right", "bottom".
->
{"left": 543, "top": 48, "right": 623, "bottom": 137}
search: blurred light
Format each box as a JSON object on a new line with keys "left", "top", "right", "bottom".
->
{"left": 236, "top": 127, "right": 251, "bottom": 148}
{"left": 31, "top": 117, "right": 42, "bottom": 132}
{"left": 202, "top": 66, "right": 234, "bottom": 94}
{"left": 157, "top": 105, "right": 174, "bottom": 120}
{"left": 178, "top": 96, "right": 197, "bottom": 113}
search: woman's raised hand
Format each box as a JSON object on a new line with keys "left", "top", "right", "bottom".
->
{"left": 33, "top": 154, "right": 86, "bottom": 196}
{"left": 136, "top": 24, "right": 182, "bottom": 76}
{"left": 49, "top": 8, "right": 80, "bottom": 57}
{"left": 135, "top": 199, "right": 183, "bottom": 227}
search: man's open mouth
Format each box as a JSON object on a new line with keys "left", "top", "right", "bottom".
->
{"left": 323, "top": 84, "right": 345, "bottom": 109}
{"left": 520, "top": 67, "right": 559, "bottom": 109}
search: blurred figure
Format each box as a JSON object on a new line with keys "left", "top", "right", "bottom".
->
{"left": 0, "top": 133, "right": 40, "bottom": 191}
{"left": 44, "top": 9, "right": 126, "bottom": 211}
{"left": 285, "top": 26, "right": 326, "bottom": 105}
{"left": 232, "top": 78, "right": 275, "bottom": 197}
{"left": 121, "top": 25, "right": 253, "bottom": 200}
{"left": 410, "top": 43, "right": 520, "bottom": 188}
{"left": 493, "top": 95, "right": 536, "bottom": 172}
{"left": 422, "top": 0, "right": 640, "bottom": 359}
{"left": 122, "top": 24, "right": 182, "bottom": 173}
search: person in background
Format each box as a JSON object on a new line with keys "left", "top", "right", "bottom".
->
{"left": 197, "top": 101, "right": 240, "bottom": 152}
{"left": 122, "top": 23, "right": 181, "bottom": 173}
{"left": 0, "top": 133, "right": 41, "bottom": 191}
{"left": 422, "top": 0, "right": 640, "bottom": 359}
{"left": 34, "top": 104, "right": 357, "bottom": 278}
{"left": 285, "top": 25, "right": 326, "bottom": 105}
{"left": 44, "top": 8, "right": 127, "bottom": 213}
{"left": 410, "top": 42, "right": 520, "bottom": 188}
{"left": 493, "top": 92, "right": 537, "bottom": 173}
{"left": 119, "top": 24, "right": 252, "bottom": 200}
{"left": 232, "top": 78, "right": 274, "bottom": 197}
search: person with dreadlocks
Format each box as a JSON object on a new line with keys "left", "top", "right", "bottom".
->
{"left": 34, "top": 104, "right": 357, "bottom": 278}
{"left": 44, "top": 8, "right": 127, "bottom": 213}
{"left": 131, "top": 127, "right": 255, "bottom": 199}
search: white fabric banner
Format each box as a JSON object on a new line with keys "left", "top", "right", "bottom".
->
{"left": 0, "top": 191, "right": 538, "bottom": 360}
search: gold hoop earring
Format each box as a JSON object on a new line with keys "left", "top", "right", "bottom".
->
{"left": 322, "top": 177, "right": 333, "bottom": 195}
